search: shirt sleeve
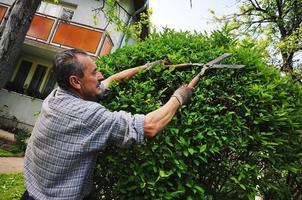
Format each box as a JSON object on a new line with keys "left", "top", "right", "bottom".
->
{"left": 82, "top": 103, "right": 145, "bottom": 152}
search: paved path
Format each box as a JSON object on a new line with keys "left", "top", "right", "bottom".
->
{"left": 0, "top": 157, "right": 24, "bottom": 174}
{"left": 0, "top": 129, "right": 24, "bottom": 174}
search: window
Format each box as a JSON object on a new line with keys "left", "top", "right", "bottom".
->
{"left": 5, "top": 58, "right": 54, "bottom": 100}
{"left": 41, "top": 70, "right": 56, "bottom": 99}
{"left": 27, "top": 65, "right": 47, "bottom": 98}
{"left": 6, "top": 60, "right": 32, "bottom": 93}
{"left": 61, "top": 7, "right": 74, "bottom": 21}
{"left": 37, "top": 1, "right": 75, "bottom": 21}
{"left": 0, "top": 4, "right": 8, "bottom": 23}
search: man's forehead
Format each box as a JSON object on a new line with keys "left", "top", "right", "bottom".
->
{"left": 75, "top": 53, "right": 90, "bottom": 61}
{"left": 75, "top": 54, "right": 96, "bottom": 69}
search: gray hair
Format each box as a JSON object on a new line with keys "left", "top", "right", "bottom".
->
{"left": 53, "top": 48, "right": 88, "bottom": 90}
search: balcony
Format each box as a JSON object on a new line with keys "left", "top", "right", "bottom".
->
{"left": 0, "top": 3, "right": 113, "bottom": 57}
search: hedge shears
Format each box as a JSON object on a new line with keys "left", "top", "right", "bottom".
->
{"left": 163, "top": 53, "right": 245, "bottom": 87}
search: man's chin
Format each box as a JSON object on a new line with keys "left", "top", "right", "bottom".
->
{"left": 84, "top": 93, "right": 101, "bottom": 102}
{"left": 94, "top": 92, "right": 104, "bottom": 102}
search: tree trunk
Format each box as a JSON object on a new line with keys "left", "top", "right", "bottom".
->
{"left": 0, "top": 0, "right": 41, "bottom": 89}
{"left": 280, "top": 52, "right": 294, "bottom": 74}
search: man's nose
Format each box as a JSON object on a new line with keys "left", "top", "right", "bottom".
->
{"left": 98, "top": 72, "right": 104, "bottom": 80}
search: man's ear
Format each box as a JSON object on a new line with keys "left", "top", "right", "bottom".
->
{"left": 69, "top": 75, "right": 81, "bottom": 90}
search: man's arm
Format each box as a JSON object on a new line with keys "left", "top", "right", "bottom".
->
{"left": 144, "top": 85, "right": 193, "bottom": 138}
{"left": 102, "top": 60, "right": 165, "bottom": 89}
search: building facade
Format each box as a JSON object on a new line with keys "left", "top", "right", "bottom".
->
{"left": 0, "top": 0, "right": 148, "bottom": 130}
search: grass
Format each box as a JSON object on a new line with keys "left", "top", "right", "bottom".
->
{"left": 0, "top": 173, "right": 25, "bottom": 200}
{"left": 0, "top": 127, "right": 29, "bottom": 157}
{"left": 0, "top": 146, "right": 24, "bottom": 157}
{"left": 0, "top": 148, "right": 15, "bottom": 157}
{"left": 0, "top": 139, "right": 25, "bottom": 157}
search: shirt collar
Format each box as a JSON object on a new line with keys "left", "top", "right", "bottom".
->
{"left": 56, "top": 87, "right": 81, "bottom": 99}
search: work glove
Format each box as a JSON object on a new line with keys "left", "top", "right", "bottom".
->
{"left": 172, "top": 85, "right": 193, "bottom": 106}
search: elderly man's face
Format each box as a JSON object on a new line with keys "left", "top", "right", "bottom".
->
{"left": 76, "top": 54, "right": 104, "bottom": 101}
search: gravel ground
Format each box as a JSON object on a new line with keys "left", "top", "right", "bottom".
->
{"left": 0, "top": 157, "right": 24, "bottom": 174}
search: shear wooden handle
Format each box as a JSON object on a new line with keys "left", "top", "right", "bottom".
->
{"left": 164, "top": 63, "right": 192, "bottom": 69}
{"left": 188, "top": 66, "right": 209, "bottom": 88}
{"left": 188, "top": 74, "right": 200, "bottom": 88}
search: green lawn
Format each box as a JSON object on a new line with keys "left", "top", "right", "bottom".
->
{"left": 0, "top": 139, "right": 25, "bottom": 157}
{"left": 0, "top": 148, "right": 15, "bottom": 157}
{"left": 0, "top": 173, "right": 25, "bottom": 200}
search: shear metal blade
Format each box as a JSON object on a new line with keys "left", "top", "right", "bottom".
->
{"left": 211, "top": 64, "right": 245, "bottom": 68}
{"left": 206, "top": 53, "right": 232, "bottom": 66}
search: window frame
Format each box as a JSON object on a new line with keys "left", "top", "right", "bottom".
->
{"left": 7, "top": 54, "right": 54, "bottom": 99}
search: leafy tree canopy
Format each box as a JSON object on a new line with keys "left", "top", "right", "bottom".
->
{"left": 213, "top": 0, "right": 302, "bottom": 77}
{"left": 93, "top": 0, "right": 151, "bottom": 41}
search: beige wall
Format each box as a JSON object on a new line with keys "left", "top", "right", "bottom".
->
{"left": 0, "top": 89, "right": 42, "bottom": 128}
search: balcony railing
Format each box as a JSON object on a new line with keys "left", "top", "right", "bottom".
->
{"left": 0, "top": 3, "right": 6, "bottom": 24}
{"left": 0, "top": 3, "right": 113, "bottom": 57}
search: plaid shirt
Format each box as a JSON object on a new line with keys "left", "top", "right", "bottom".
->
{"left": 24, "top": 87, "right": 145, "bottom": 200}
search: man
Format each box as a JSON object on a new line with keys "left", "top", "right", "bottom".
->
{"left": 22, "top": 48, "right": 192, "bottom": 200}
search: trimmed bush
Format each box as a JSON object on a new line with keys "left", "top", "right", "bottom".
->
{"left": 94, "top": 29, "right": 302, "bottom": 199}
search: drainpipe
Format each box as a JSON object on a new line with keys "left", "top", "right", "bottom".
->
{"left": 118, "top": 0, "right": 148, "bottom": 48}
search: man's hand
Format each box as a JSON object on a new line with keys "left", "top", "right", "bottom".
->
{"left": 172, "top": 85, "right": 193, "bottom": 106}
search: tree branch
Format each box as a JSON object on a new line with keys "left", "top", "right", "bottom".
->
{"left": 248, "top": 0, "right": 266, "bottom": 12}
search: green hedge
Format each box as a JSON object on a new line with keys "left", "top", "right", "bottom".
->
{"left": 94, "top": 29, "right": 302, "bottom": 199}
